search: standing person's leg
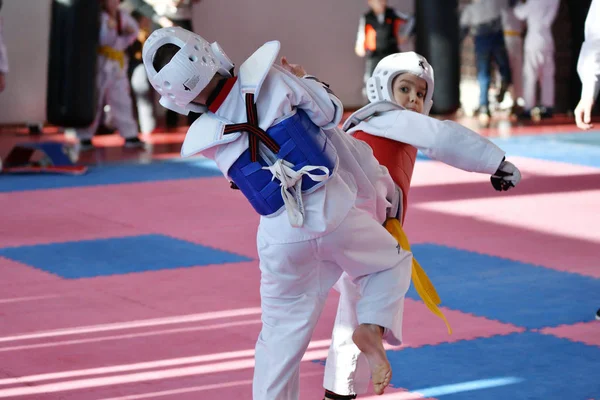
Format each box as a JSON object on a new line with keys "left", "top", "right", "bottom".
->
{"left": 75, "top": 66, "right": 109, "bottom": 150}
{"left": 96, "top": 103, "right": 117, "bottom": 135}
{"left": 539, "top": 48, "right": 556, "bottom": 115}
{"left": 491, "top": 32, "right": 512, "bottom": 104}
{"left": 522, "top": 47, "right": 542, "bottom": 112}
{"left": 130, "top": 63, "right": 156, "bottom": 135}
{"left": 504, "top": 35, "right": 524, "bottom": 108}
{"left": 253, "top": 237, "right": 343, "bottom": 400}
{"left": 566, "top": 0, "right": 592, "bottom": 110}
{"left": 75, "top": 98, "right": 105, "bottom": 143}
{"left": 107, "top": 72, "right": 144, "bottom": 147}
{"left": 474, "top": 35, "right": 492, "bottom": 120}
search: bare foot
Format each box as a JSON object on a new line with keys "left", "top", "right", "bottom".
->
{"left": 352, "top": 324, "right": 392, "bottom": 395}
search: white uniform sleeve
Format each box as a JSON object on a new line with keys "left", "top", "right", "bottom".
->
{"left": 350, "top": 110, "right": 506, "bottom": 174}
{"left": 273, "top": 65, "right": 344, "bottom": 129}
{"left": 393, "top": 9, "right": 414, "bottom": 38}
{"left": 326, "top": 126, "right": 396, "bottom": 223}
{"left": 356, "top": 16, "right": 366, "bottom": 51}
{"left": 578, "top": 0, "right": 600, "bottom": 100}
{"left": 119, "top": 11, "right": 140, "bottom": 49}
{"left": 0, "top": 18, "right": 8, "bottom": 74}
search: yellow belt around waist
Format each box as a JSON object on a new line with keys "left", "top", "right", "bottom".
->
{"left": 504, "top": 30, "right": 522, "bottom": 37}
{"left": 98, "top": 46, "right": 125, "bottom": 69}
{"left": 384, "top": 218, "right": 452, "bottom": 335}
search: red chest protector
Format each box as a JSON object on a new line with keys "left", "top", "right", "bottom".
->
{"left": 353, "top": 131, "right": 417, "bottom": 222}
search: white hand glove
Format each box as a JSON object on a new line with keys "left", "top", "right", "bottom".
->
{"left": 491, "top": 159, "right": 521, "bottom": 191}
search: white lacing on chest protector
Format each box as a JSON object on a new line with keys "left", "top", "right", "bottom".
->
{"left": 259, "top": 146, "right": 329, "bottom": 228}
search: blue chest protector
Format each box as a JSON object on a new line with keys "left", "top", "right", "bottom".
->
{"left": 227, "top": 108, "right": 337, "bottom": 217}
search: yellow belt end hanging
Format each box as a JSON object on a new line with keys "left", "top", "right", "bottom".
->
{"left": 412, "top": 258, "right": 452, "bottom": 335}
{"left": 384, "top": 218, "right": 452, "bottom": 335}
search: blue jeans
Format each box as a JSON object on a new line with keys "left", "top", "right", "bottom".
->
{"left": 474, "top": 31, "right": 512, "bottom": 107}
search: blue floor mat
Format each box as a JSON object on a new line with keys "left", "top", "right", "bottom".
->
{"left": 0, "top": 158, "right": 222, "bottom": 193}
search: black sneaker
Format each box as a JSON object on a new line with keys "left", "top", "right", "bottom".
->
{"left": 518, "top": 109, "right": 532, "bottom": 120}
{"left": 539, "top": 106, "right": 554, "bottom": 119}
{"left": 124, "top": 137, "right": 145, "bottom": 148}
{"left": 96, "top": 123, "right": 116, "bottom": 136}
{"left": 509, "top": 104, "right": 524, "bottom": 117}
{"left": 79, "top": 139, "right": 95, "bottom": 151}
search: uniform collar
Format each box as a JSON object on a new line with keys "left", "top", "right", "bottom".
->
{"left": 207, "top": 77, "right": 238, "bottom": 113}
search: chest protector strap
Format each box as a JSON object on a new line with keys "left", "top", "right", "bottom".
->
{"left": 223, "top": 93, "right": 280, "bottom": 162}
{"left": 226, "top": 107, "right": 336, "bottom": 228}
{"left": 220, "top": 40, "right": 336, "bottom": 227}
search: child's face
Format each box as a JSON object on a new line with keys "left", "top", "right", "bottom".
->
{"left": 368, "top": 0, "right": 386, "bottom": 14}
{"left": 391, "top": 73, "right": 427, "bottom": 114}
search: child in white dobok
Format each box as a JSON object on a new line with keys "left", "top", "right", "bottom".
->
{"left": 322, "top": 52, "right": 521, "bottom": 399}
{"left": 142, "top": 27, "right": 436, "bottom": 400}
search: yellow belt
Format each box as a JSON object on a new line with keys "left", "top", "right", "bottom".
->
{"left": 504, "top": 30, "right": 521, "bottom": 37}
{"left": 384, "top": 218, "right": 452, "bottom": 335}
{"left": 98, "top": 46, "right": 125, "bottom": 69}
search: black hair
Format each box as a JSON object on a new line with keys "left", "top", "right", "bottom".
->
{"left": 153, "top": 43, "right": 181, "bottom": 72}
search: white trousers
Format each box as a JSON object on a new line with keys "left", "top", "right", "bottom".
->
{"left": 76, "top": 59, "right": 138, "bottom": 140}
{"left": 504, "top": 35, "right": 524, "bottom": 103}
{"left": 253, "top": 207, "right": 412, "bottom": 400}
{"left": 323, "top": 251, "right": 412, "bottom": 396}
{"left": 130, "top": 63, "right": 156, "bottom": 135}
{"left": 522, "top": 47, "right": 555, "bottom": 109}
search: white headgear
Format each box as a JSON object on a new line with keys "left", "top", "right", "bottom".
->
{"left": 366, "top": 51, "right": 435, "bottom": 115}
{"left": 142, "top": 27, "right": 234, "bottom": 115}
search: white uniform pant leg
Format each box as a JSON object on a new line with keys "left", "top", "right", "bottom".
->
{"left": 253, "top": 236, "right": 343, "bottom": 400}
{"left": 540, "top": 49, "right": 555, "bottom": 108}
{"left": 106, "top": 69, "right": 139, "bottom": 139}
{"left": 322, "top": 207, "right": 412, "bottom": 346}
{"left": 323, "top": 272, "right": 370, "bottom": 396}
{"left": 130, "top": 64, "right": 156, "bottom": 135}
{"left": 504, "top": 35, "right": 524, "bottom": 102}
{"left": 75, "top": 65, "right": 109, "bottom": 141}
{"left": 522, "top": 47, "right": 543, "bottom": 110}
